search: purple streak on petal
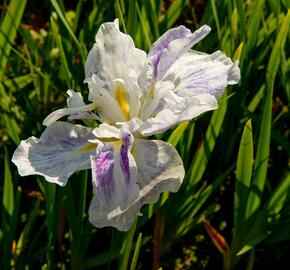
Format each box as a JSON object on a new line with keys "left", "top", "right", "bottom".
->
{"left": 148, "top": 26, "right": 189, "bottom": 79}
{"left": 119, "top": 133, "right": 132, "bottom": 184}
{"left": 94, "top": 147, "right": 115, "bottom": 201}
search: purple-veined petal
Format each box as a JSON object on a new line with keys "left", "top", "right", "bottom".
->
{"left": 148, "top": 25, "right": 211, "bottom": 80}
{"left": 163, "top": 50, "right": 240, "bottom": 99}
{"left": 90, "top": 132, "right": 139, "bottom": 214}
{"left": 12, "top": 122, "right": 97, "bottom": 186}
{"left": 89, "top": 139, "right": 184, "bottom": 231}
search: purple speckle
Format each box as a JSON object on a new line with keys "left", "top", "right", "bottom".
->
{"left": 94, "top": 148, "right": 115, "bottom": 201}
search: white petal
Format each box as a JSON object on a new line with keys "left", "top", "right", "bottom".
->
{"left": 66, "top": 90, "right": 85, "bottom": 107}
{"left": 140, "top": 80, "right": 174, "bottom": 120}
{"left": 139, "top": 93, "right": 217, "bottom": 136}
{"left": 43, "top": 103, "right": 98, "bottom": 126}
{"left": 12, "top": 122, "right": 96, "bottom": 186}
{"left": 118, "top": 117, "right": 143, "bottom": 134}
{"left": 86, "top": 74, "right": 125, "bottom": 122}
{"left": 89, "top": 139, "right": 184, "bottom": 231}
{"left": 148, "top": 25, "right": 211, "bottom": 80}
{"left": 85, "top": 19, "right": 146, "bottom": 118}
{"left": 164, "top": 50, "right": 240, "bottom": 99}
{"left": 92, "top": 123, "right": 120, "bottom": 139}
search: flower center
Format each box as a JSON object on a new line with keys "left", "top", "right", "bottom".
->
{"left": 114, "top": 80, "right": 130, "bottom": 121}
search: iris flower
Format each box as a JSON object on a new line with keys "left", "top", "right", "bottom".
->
{"left": 12, "top": 19, "right": 240, "bottom": 231}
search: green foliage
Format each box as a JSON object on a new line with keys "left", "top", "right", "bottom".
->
{"left": 0, "top": 0, "right": 289, "bottom": 269}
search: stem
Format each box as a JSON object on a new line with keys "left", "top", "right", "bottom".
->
{"left": 119, "top": 218, "right": 138, "bottom": 270}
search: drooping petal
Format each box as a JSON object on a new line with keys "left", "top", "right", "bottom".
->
{"left": 90, "top": 132, "right": 139, "bottom": 220}
{"left": 43, "top": 90, "right": 98, "bottom": 126}
{"left": 89, "top": 139, "right": 184, "bottom": 231}
{"left": 163, "top": 50, "right": 240, "bottom": 99}
{"left": 84, "top": 19, "right": 146, "bottom": 119}
{"left": 148, "top": 25, "right": 211, "bottom": 80}
{"left": 12, "top": 122, "right": 96, "bottom": 186}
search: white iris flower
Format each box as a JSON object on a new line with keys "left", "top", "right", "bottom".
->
{"left": 12, "top": 19, "right": 240, "bottom": 231}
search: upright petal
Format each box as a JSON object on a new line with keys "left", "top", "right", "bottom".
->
{"left": 89, "top": 139, "right": 184, "bottom": 231}
{"left": 12, "top": 122, "right": 96, "bottom": 186}
{"left": 84, "top": 19, "right": 146, "bottom": 119}
{"left": 148, "top": 25, "right": 211, "bottom": 80}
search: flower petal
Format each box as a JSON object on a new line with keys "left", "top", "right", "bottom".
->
{"left": 84, "top": 19, "right": 146, "bottom": 119}
{"left": 43, "top": 90, "right": 98, "bottom": 126}
{"left": 92, "top": 123, "right": 120, "bottom": 139}
{"left": 90, "top": 132, "right": 139, "bottom": 218}
{"left": 139, "top": 92, "right": 217, "bottom": 136}
{"left": 148, "top": 25, "right": 211, "bottom": 80}
{"left": 164, "top": 50, "right": 240, "bottom": 99}
{"left": 12, "top": 122, "right": 96, "bottom": 186}
{"left": 85, "top": 19, "right": 146, "bottom": 85}
{"left": 89, "top": 139, "right": 184, "bottom": 231}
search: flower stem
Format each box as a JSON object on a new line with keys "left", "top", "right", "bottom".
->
{"left": 119, "top": 218, "right": 138, "bottom": 270}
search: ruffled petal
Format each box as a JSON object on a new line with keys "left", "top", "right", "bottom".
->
{"left": 89, "top": 139, "right": 184, "bottom": 231}
{"left": 163, "top": 50, "right": 240, "bottom": 99}
{"left": 85, "top": 19, "right": 146, "bottom": 85}
{"left": 12, "top": 122, "right": 96, "bottom": 186}
{"left": 148, "top": 25, "right": 211, "bottom": 80}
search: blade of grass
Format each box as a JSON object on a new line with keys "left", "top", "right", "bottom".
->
{"left": 119, "top": 219, "right": 138, "bottom": 270}
{"left": 3, "top": 150, "right": 14, "bottom": 216}
{"left": 129, "top": 233, "right": 142, "bottom": 270}
{"left": 0, "top": 0, "right": 27, "bottom": 79}
{"left": 232, "top": 119, "right": 253, "bottom": 256}
{"left": 50, "top": 0, "right": 87, "bottom": 63}
{"left": 50, "top": 16, "right": 73, "bottom": 88}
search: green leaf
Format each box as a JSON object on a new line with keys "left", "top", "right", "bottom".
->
{"left": 50, "top": 16, "right": 73, "bottom": 88}
{"left": 246, "top": 10, "right": 290, "bottom": 218}
{"left": 167, "top": 121, "right": 189, "bottom": 147}
{"left": 268, "top": 172, "right": 290, "bottom": 213}
{"left": 236, "top": 232, "right": 269, "bottom": 256}
{"left": 2, "top": 151, "right": 14, "bottom": 216}
{"left": 130, "top": 233, "right": 142, "bottom": 270}
{"left": 232, "top": 119, "right": 253, "bottom": 254}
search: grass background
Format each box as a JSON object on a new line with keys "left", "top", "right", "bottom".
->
{"left": 0, "top": 0, "right": 289, "bottom": 269}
